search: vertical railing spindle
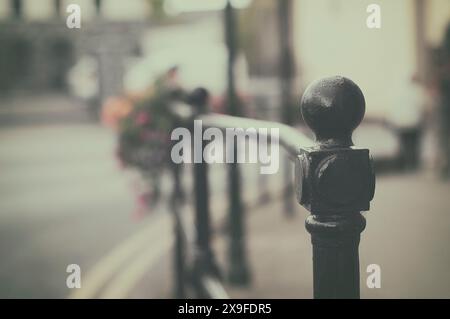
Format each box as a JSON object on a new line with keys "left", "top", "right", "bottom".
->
{"left": 224, "top": 0, "right": 251, "bottom": 285}
{"left": 187, "top": 90, "right": 221, "bottom": 297}
{"left": 171, "top": 191, "right": 185, "bottom": 299}
{"left": 277, "top": 0, "right": 296, "bottom": 216}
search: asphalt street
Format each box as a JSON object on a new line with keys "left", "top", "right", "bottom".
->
{"left": 0, "top": 121, "right": 164, "bottom": 298}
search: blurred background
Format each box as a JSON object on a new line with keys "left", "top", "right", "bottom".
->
{"left": 0, "top": 0, "right": 450, "bottom": 299}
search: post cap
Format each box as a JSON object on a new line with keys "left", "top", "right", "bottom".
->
{"left": 300, "top": 76, "right": 365, "bottom": 147}
{"left": 187, "top": 87, "right": 209, "bottom": 108}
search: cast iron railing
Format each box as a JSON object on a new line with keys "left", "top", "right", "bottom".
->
{"left": 170, "top": 76, "right": 375, "bottom": 299}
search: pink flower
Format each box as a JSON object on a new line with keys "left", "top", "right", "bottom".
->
{"left": 135, "top": 111, "right": 150, "bottom": 126}
{"left": 132, "top": 192, "right": 153, "bottom": 221}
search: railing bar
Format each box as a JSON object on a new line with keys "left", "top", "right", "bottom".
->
{"left": 175, "top": 208, "right": 194, "bottom": 249}
{"left": 201, "top": 276, "right": 230, "bottom": 299}
{"left": 198, "top": 114, "right": 314, "bottom": 158}
{"left": 173, "top": 184, "right": 231, "bottom": 299}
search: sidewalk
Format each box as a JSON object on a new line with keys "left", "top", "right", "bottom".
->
{"left": 0, "top": 94, "right": 94, "bottom": 126}
{"left": 134, "top": 172, "right": 450, "bottom": 299}
{"left": 214, "top": 173, "right": 450, "bottom": 299}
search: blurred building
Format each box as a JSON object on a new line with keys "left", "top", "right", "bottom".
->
{"left": 0, "top": 0, "right": 151, "bottom": 105}
{"left": 239, "top": 0, "right": 449, "bottom": 119}
{"left": 292, "top": 0, "right": 450, "bottom": 118}
{"left": 1, "top": 0, "right": 449, "bottom": 120}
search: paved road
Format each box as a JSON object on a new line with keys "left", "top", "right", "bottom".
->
{"left": 0, "top": 94, "right": 188, "bottom": 298}
{"left": 0, "top": 122, "right": 166, "bottom": 298}
{"left": 216, "top": 173, "right": 450, "bottom": 299}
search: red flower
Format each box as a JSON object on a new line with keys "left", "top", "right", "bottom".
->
{"left": 135, "top": 111, "right": 150, "bottom": 126}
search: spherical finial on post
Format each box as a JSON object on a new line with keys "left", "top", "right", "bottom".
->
{"left": 300, "top": 76, "right": 365, "bottom": 147}
{"left": 188, "top": 87, "right": 210, "bottom": 108}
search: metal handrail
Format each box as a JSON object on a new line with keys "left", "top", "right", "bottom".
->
{"left": 199, "top": 114, "right": 314, "bottom": 158}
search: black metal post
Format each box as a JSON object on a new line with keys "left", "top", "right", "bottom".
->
{"left": 11, "top": 0, "right": 22, "bottom": 19}
{"left": 95, "top": 0, "right": 102, "bottom": 16}
{"left": 172, "top": 200, "right": 185, "bottom": 298}
{"left": 224, "top": 1, "right": 238, "bottom": 117}
{"left": 171, "top": 164, "right": 185, "bottom": 299}
{"left": 256, "top": 105, "right": 271, "bottom": 205}
{"left": 224, "top": 0, "right": 251, "bottom": 285}
{"left": 54, "top": 0, "right": 62, "bottom": 18}
{"left": 295, "top": 76, "right": 375, "bottom": 298}
{"left": 306, "top": 214, "right": 366, "bottom": 298}
{"left": 188, "top": 89, "right": 221, "bottom": 297}
{"left": 227, "top": 145, "right": 250, "bottom": 285}
{"left": 191, "top": 139, "right": 221, "bottom": 296}
{"left": 278, "top": 0, "right": 296, "bottom": 215}
{"left": 193, "top": 156, "right": 211, "bottom": 261}
{"left": 171, "top": 162, "right": 184, "bottom": 204}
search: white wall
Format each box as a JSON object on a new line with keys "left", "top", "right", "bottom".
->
{"left": 23, "top": 0, "right": 54, "bottom": 20}
{"left": 293, "top": 0, "right": 416, "bottom": 117}
{"left": 0, "top": 0, "right": 10, "bottom": 19}
{"left": 61, "top": 0, "right": 97, "bottom": 21}
{"left": 101, "top": 0, "right": 150, "bottom": 21}
{"left": 426, "top": 0, "right": 450, "bottom": 46}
